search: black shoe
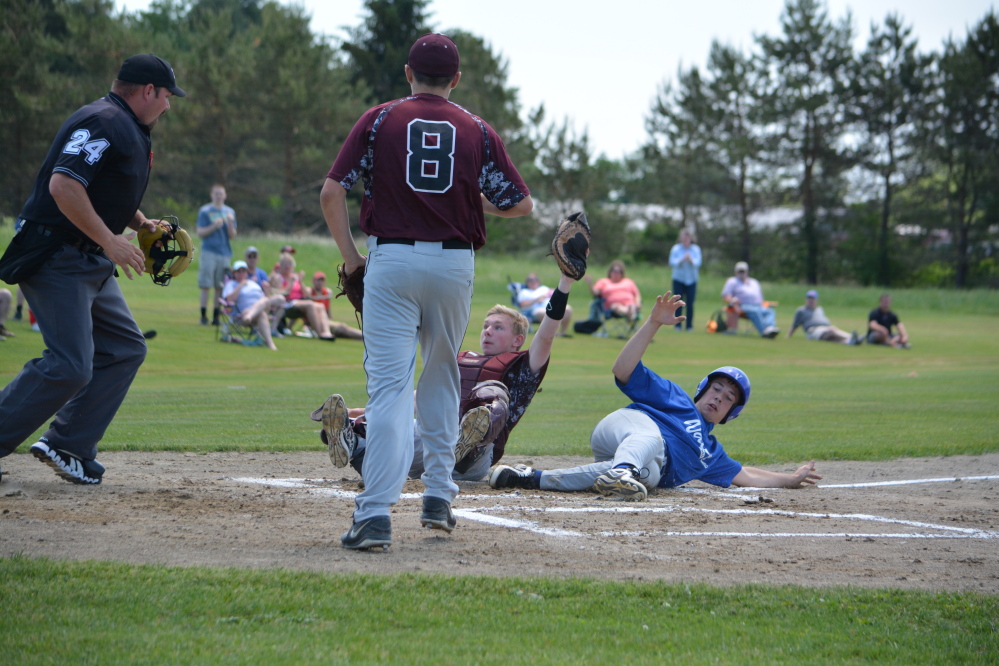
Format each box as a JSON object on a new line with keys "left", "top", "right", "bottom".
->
{"left": 489, "top": 464, "right": 538, "bottom": 490}
{"left": 29, "top": 441, "right": 104, "bottom": 485}
{"left": 200, "top": 316, "right": 209, "bottom": 326}
{"left": 341, "top": 515, "right": 392, "bottom": 550}
{"left": 13, "top": 305, "right": 22, "bottom": 321}
{"left": 420, "top": 496, "right": 457, "bottom": 533}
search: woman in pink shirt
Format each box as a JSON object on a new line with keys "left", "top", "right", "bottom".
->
{"left": 587, "top": 260, "right": 641, "bottom": 322}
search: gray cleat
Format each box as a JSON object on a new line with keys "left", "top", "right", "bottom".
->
{"left": 594, "top": 467, "right": 647, "bottom": 501}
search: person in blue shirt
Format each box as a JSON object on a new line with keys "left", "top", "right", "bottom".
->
{"left": 490, "top": 292, "right": 821, "bottom": 499}
{"left": 668, "top": 228, "right": 701, "bottom": 331}
{"left": 196, "top": 184, "right": 237, "bottom": 325}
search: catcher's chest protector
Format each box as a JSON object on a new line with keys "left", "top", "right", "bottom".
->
{"left": 458, "top": 351, "right": 524, "bottom": 399}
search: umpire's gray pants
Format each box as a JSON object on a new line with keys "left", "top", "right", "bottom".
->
{"left": 0, "top": 246, "right": 146, "bottom": 461}
{"left": 540, "top": 408, "right": 665, "bottom": 491}
{"left": 353, "top": 238, "right": 474, "bottom": 522}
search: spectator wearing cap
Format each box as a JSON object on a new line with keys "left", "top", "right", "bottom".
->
{"left": 787, "top": 290, "right": 861, "bottom": 345}
{"left": 306, "top": 271, "right": 362, "bottom": 340}
{"left": 243, "top": 246, "right": 270, "bottom": 294}
{"left": 222, "top": 260, "right": 282, "bottom": 351}
{"left": 307, "top": 271, "right": 331, "bottom": 313}
{"left": 196, "top": 183, "right": 237, "bottom": 325}
{"left": 320, "top": 32, "right": 533, "bottom": 548}
{"left": 721, "top": 262, "right": 780, "bottom": 338}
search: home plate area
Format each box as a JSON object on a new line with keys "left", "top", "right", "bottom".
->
{"left": 233, "top": 472, "right": 999, "bottom": 542}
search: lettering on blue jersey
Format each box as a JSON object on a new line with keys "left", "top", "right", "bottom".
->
{"left": 406, "top": 119, "right": 455, "bottom": 193}
{"left": 684, "top": 418, "right": 711, "bottom": 468}
{"left": 63, "top": 129, "right": 110, "bottom": 165}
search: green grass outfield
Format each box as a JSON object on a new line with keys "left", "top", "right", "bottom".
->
{"left": 2, "top": 233, "right": 998, "bottom": 662}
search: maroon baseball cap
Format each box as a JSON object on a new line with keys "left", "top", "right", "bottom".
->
{"left": 408, "top": 33, "right": 460, "bottom": 78}
{"left": 117, "top": 54, "right": 187, "bottom": 97}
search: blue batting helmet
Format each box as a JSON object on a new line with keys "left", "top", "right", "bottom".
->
{"left": 694, "top": 366, "right": 751, "bottom": 423}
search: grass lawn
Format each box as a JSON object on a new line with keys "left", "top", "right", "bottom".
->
{"left": 2, "top": 232, "right": 997, "bottom": 662}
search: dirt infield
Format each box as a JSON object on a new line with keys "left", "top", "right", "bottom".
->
{"left": 2, "top": 452, "right": 997, "bottom": 592}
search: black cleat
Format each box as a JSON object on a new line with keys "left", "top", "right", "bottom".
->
{"left": 341, "top": 515, "right": 392, "bottom": 551}
{"left": 489, "top": 464, "right": 538, "bottom": 490}
{"left": 30, "top": 442, "right": 104, "bottom": 485}
{"left": 420, "top": 496, "right": 457, "bottom": 533}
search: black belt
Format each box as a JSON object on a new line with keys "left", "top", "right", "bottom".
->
{"left": 64, "top": 234, "right": 104, "bottom": 254}
{"left": 21, "top": 221, "right": 104, "bottom": 255}
{"left": 378, "top": 237, "right": 473, "bottom": 250}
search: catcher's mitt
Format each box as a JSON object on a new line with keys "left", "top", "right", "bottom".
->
{"left": 137, "top": 216, "right": 194, "bottom": 286}
{"left": 336, "top": 263, "right": 364, "bottom": 316}
{"left": 549, "top": 211, "right": 590, "bottom": 280}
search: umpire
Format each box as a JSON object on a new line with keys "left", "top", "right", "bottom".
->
{"left": 0, "top": 54, "right": 185, "bottom": 485}
{"left": 321, "top": 33, "right": 533, "bottom": 550}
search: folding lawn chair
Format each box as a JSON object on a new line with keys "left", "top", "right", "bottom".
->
{"left": 216, "top": 299, "right": 263, "bottom": 346}
{"left": 506, "top": 276, "right": 535, "bottom": 333}
{"left": 590, "top": 295, "right": 640, "bottom": 339}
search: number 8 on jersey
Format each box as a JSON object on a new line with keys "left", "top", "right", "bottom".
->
{"left": 407, "top": 119, "right": 455, "bottom": 193}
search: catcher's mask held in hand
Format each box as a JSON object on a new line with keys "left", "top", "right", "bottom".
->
{"left": 137, "top": 216, "right": 194, "bottom": 286}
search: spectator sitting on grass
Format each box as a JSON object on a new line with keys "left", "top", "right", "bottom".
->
{"left": 867, "top": 293, "right": 911, "bottom": 349}
{"left": 787, "top": 290, "right": 861, "bottom": 345}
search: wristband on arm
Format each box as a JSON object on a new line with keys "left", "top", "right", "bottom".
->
{"left": 545, "top": 288, "right": 569, "bottom": 320}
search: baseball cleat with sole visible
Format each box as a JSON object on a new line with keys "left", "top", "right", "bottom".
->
{"left": 594, "top": 467, "right": 647, "bottom": 501}
{"left": 489, "top": 464, "right": 538, "bottom": 490}
{"left": 29, "top": 441, "right": 104, "bottom": 485}
{"left": 341, "top": 515, "right": 392, "bottom": 550}
{"left": 454, "top": 405, "right": 491, "bottom": 463}
{"left": 322, "top": 394, "right": 355, "bottom": 468}
{"left": 420, "top": 496, "right": 457, "bottom": 533}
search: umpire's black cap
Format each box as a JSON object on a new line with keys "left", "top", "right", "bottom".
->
{"left": 117, "top": 54, "right": 187, "bottom": 97}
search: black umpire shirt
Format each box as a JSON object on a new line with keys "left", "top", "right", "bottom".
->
{"left": 19, "top": 92, "right": 152, "bottom": 236}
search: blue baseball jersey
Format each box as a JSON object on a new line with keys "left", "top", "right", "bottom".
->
{"left": 617, "top": 362, "right": 742, "bottom": 488}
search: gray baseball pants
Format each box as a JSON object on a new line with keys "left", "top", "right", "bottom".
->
{"left": 352, "top": 238, "right": 474, "bottom": 522}
{"left": 540, "top": 408, "right": 665, "bottom": 491}
{"left": 0, "top": 246, "right": 146, "bottom": 461}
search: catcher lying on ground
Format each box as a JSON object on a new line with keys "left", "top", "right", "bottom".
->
{"left": 312, "top": 272, "right": 581, "bottom": 482}
{"left": 490, "top": 292, "right": 822, "bottom": 500}
{"left": 311, "top": 212, "right": 590, "bottom": 482}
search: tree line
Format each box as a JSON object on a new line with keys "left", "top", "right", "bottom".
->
{"left": 1, "top": 0, "right": 996, "bottom": 287}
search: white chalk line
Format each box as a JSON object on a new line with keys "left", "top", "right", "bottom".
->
{"left": 228, "top": 476, "right": 998, "bottom": 541}
{"left": 725, "top": 474, "right": 999, "bottom": 491}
